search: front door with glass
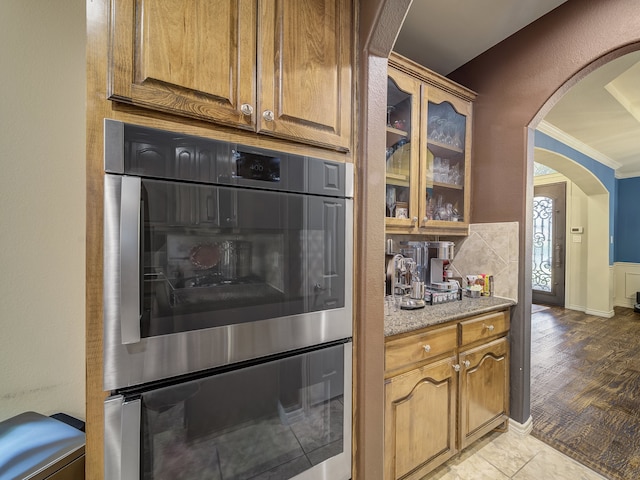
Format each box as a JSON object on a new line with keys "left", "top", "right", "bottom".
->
{"left": 532, "top": 182, "right": 566, "bottom": 306}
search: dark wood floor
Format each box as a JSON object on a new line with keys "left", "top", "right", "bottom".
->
{"left": 530, "top": 305, "right": 640, "bottom": 480}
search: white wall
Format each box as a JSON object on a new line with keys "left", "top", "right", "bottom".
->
{"left": 0, "top": 1, "right": 86, "bottom": 421}
{"left": 613, "top": 262, "right": 640, "bottom": 308}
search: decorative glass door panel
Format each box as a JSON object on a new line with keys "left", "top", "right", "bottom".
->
{"left": 385, "top": 69, "right": 420, "bottom": 230}
{"left": 532, "top": 195, "right": 553, "bottom": 291}
{"left": 423, "top": 94, "right": 468, "bottom": 227}
{"left": 532, "top": 182, "right": 566, "bottom": 306}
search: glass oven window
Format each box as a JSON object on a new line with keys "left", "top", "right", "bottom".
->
{"left": 139, "top": 344, "right": 346, "bottom": 480}
{"left": 140, "top": 179, "right": 346, "bottom": 338}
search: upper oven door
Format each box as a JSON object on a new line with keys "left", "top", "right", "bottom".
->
{"left": 104, "top": 175, "right": 353, "bottom": 390}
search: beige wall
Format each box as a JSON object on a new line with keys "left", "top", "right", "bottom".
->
{"left": 0, "top": 1, "right": 86, "bottom": 421}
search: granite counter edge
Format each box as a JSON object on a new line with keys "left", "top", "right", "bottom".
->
{"left": 384, "top": 297, "right": 516, "bottom": 338}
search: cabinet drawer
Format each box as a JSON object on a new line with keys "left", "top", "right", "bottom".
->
{"left": 459, "top": 310, "right": 509, "bottom": 346}
{"left": 385, "top": 324, "right": 457, "bottom": 374}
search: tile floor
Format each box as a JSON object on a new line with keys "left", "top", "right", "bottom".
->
{"left": 425, "top": 429, "right": 608, "bottom": 480}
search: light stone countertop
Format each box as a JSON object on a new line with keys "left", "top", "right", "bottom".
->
{"left": 384, "top": 296, "right": 515, "bottom": 337}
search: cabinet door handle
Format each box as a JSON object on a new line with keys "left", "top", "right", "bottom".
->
{"left": 422, "top": 344, "right": 431, "bottom": 353}
{"left": 453, "top": 364, "right": 461, "bottom": 372}
{"left": 240, "top": 103, "right": 254, "bottom": 116}
{"left": 463, "top": 360, "right": 471, "bottom": 368}
{"left": 484, "top": 324, "right": 495, "bottom": 332}
{"left": 263, "top": 110, "right": 275, "bottom": 122}
{"left": 412, "top": 216, "right": 418, "bottom": 224}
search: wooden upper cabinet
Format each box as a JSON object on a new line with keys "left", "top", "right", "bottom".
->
{"left": 108, "top": 0, "right": 353, "bottom": 152}
{"left": 386, "top": 52, "right": 476, "bottom": 236}
{"left": 109, "top": 0, "right": 256, "bottom": 129}
{"left": 257, "top": 0, "right": 352, "bottom": 151}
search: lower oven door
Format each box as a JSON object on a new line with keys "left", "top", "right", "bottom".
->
{"left": 105, "top": 341, "right": 352, "bottom": 480}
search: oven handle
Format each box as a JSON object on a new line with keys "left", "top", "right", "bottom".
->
{"left": 121, "top": 398, "right": 141, "bottom": 479}
{"left": 104, "top": 396, "right": 141, "bottom": 480}
{"left": 120, "top": 176, "right": 142, "bottom": 344}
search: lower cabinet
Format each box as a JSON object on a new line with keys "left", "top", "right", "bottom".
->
{"left": 384, "top": 355, "right": 458, "bottom": 480}
{"left": 384, "top": 309, "right": 510, "bottom": 480}
{"left": 459, "top": 336, "right": 509, "bottom": 450}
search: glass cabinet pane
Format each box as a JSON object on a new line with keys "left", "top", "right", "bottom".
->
{"left": 386, "top": 76, "right": 413, "bottom": 222}
{"left": 425, "top": 101, "right": 466, "bottom": 223}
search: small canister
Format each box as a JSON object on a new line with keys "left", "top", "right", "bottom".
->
{"left": 410, "top": 281, "right": 425, "bottom": 300}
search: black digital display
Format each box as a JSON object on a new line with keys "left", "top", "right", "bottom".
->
{"left": 234, "top": 150, "right": 281, "bottom": 182}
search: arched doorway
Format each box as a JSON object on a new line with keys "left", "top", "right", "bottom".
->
{"left": 447, "top": 1, "right": 640, "bottom": 432}
{"left": 532, "top": 148, "right": 610, "bottom": 314}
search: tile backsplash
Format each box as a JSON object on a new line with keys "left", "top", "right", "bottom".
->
{"left": 448, "top": 222, "right": 519, "bottom": 302}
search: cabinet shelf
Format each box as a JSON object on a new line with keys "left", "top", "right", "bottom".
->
{"left": 427, "top": 140, "right": 464, "bottom": 157}
{"left": 386, "top": 126, "right": 409, "bottom": 137}
{"left": 386, "top": 172, "right": 410, "bottom": 187}
{"left": 432, "top": 181, "right": 464, "bottom": 191}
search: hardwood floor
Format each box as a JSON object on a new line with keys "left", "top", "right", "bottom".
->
{"left": 530, "top": 305, "right": 640, "bottom": 480}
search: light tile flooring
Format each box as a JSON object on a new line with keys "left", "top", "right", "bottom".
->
{"left": 425, "top": 429, "right": 608, "bottom": 480}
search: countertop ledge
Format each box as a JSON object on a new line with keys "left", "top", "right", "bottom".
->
{"left": 385, "top": 296, "right": 515, "bottom": 337}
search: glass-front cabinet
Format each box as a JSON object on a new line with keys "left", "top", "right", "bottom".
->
{"left": 421, "top": 87, "right": 472, "bottom": 234}
{"left": 385, "top": 68, "right": 421, "bottom": 230}
{"left": 387, "top": 53, "right": 476, "bottom": 236}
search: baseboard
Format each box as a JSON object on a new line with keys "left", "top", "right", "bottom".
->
{"left": 509, "top": 415, "right": 533, "bottom": 436}
{"left": 584, "top": 308, "right": 615, "bottom": 318}
{"left": 565, "top": 304, "right": 585, "bottom": 312}
{"left": 615, "top": 298, "right": 635, "bottom": 308}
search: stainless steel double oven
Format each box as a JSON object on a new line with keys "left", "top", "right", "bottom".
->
{"left": 102, "top": 120, "right": 353, "bottom": 480}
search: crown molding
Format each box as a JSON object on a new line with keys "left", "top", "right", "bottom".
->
{"left": 536, "top": 120, "right": 622, "bottom": 171}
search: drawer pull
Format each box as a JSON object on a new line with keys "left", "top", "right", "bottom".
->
{"left": 485, "top": 324, "right": 495, "bottom": 332}
{"left": 453, "top": 364, "right": 461, "bottom": 372}
{"left": 463, "top": 360, "right": 471, "bottom": 368}
{"left": 422, "top": 344, "right": 431, "bottom": 353}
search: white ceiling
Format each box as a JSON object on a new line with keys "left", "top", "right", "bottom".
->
{"left": 541, "top": 51, "right": 640, "bottom": 178}
{"left": 393, "top": 0, "right": 568, "bottom": 76}
{"left": 393, "top": 0, "right": 640, "bottom": 178}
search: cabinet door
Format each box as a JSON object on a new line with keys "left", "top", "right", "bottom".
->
{"left": 384, "top": 356, "right": 457, "bottom": 480}
{"left": 458, "top": 337, "right": 509, "bottom": 449}
{"left": 257, "top": 0, "right": 353, "bottom": 152}
{"left": 385, "top": 68, "right": 421, "bottom": 232}
{"left": 109, "top": 0, "right": 256, "bottom": 129}
{"left": 420, "top": 86, "right": 472, "bottom": 235}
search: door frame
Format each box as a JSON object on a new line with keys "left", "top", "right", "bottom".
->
{"left": 532, "top": 182, "right": 566, "bottom": 306}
